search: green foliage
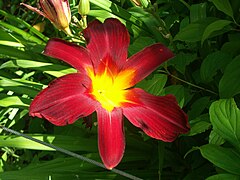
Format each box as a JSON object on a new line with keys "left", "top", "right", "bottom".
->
{"left": 0, "top": 0, "right": 240, "bottom": 179}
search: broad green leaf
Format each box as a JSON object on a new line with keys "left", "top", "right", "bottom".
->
{"left": 136, "top": 74, "right": 167, "bottom": 96}
{"left": 209, "top": 0, "right": 234, "bottom": 19}
{"left": 168, "top": 53, "right": 197, "bottom": 74}
{"left": 174, "top": 17, "right": 217, "bottom": 42}
{"left": 199, "top": 144, "right": 240, "bottom": 175}
{"left": 128, "top": 7, "right": 168, "bottom": 43}
{"left": 188, "top": 114, "right": 211, "bottom": 136}
{"left": 206, "top": 173, "right": 240, "bottom": 180}
{"left": 163, "top": 85, "right": 185, "bottom": 107}
{"left": 210, "top": 99, "right": 240, "bottom": 150}
{"left": 200, "top": 51, "right": 232, "bottom": 82}
{"left": 0, "top": 94, "right": 30, "bottom": 108}
{"left": 219, "top": 55, "right": 240, "bottom": 98}
{"left": 209, "top": 130, "right": 225, "bottom": 146}
{"left": 128, "top": 36, "right": 155, "bottom": 56}
{"left": 188, "top": 96, "right": 211, "bottom": 120}
{"left": 174, "top": 23, "right": 204, "bottom": 42}
{"left": 201, "top": 20, "right": 232, "bottom": 44}
{"left": 190, "top": 3, "right": 207, "bottom": 23}
{"left": 221, "top": 41, "right": 240, "bottom": 57}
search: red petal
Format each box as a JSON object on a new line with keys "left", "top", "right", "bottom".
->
{"left": 122, "top": 88, "right": 189, "bottom": 142}
{"left": 44, "top": 38, "right": 92, "bottom": 73}
{"left": 30, "top": 73, "right": 97, "bottom": 126}
{"left": 123, "top": 43, "right": 174, "bottom": 86}
{"left": 84, "top": 18, "right": 130, "bottom": 69}
{"left": 96, "top": 108, "right": 125, "bottom": 169}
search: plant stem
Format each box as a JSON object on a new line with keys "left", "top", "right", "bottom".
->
{"left": 159, "top": 69, "right": 218, "bottom": 95}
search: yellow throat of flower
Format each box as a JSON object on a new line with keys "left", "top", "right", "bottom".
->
{"left": 87, "top": 67, "right": 134, "bottom": 112}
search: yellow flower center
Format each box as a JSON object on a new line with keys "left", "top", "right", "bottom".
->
{"left": 87, "top": 66, "right": 134, "bottom": 112}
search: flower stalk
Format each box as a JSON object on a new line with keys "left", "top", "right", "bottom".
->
{"left": 78, "top": 0, "right": 90, "bottom": 29}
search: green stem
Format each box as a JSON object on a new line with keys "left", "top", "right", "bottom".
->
{"left": 159, "top": 70, "right": 218, "bottom": 95}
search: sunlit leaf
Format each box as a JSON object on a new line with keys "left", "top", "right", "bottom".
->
{"left": 0, "top": 134, "right": 97, "bottom": 151}
{"left": 0, "top": 94, "right": 30, "bottom": 108}
{"left": 210, "top": 98, "right": 240, "bottom": 150}
{"left": 209, "top": 130, "right": 225, "bottom": 146}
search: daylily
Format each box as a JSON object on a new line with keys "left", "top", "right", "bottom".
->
{"left": 30, "top": 18, "right": 189, "bottom": 169}
{"left": 21, "top": 0, "right": 72, "bottom": 35}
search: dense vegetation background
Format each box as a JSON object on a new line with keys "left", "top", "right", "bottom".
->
{"left": 0, "top": 0, "right": 240, "bottom": 179}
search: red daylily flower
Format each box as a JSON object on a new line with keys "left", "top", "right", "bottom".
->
{"left": 30, "top": 18, "right": 189, "bottom": 169}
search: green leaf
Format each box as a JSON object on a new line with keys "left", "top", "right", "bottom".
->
{"left": 209, "top": 130, "right": 225, "bottom": 146}
{"left": 0, "top": 134, "right": 97, "bottom": 151}
{"left": 188, "top": 96, "right": 211, "bottom": 120}
{"left": 174, "top": 23, "right": 204, "bottom": 42}
{"left": 88, "top": 10, "right": 147, "bottom": 38}
{"left": 0, "top": 77, "right": 41, "bottom": 97}
{"left": 188, "top": 114, "right": 211, "bottom": 136}
{"left": 221, "top": 41, "right": 240, "bottom": 57}
{"left": 206, "top": 173, "right": 240, "bottom": 180}
{"left": 200, "top": 51, "right": 232, "bottom": 82}
{"left": 174, "top": 17, "right": 218, "bottom": 42}
{"left": 210, "top": 99, "right": 240, "bottom": 150}
{"left": 0, "top": 29, "right": 24, "bottom": 47}
{"left": 0, "top": 21, "right": 45, "bottom": 45}
{"left": 209, "top": 0, "right": 234, "bottom": 19}
{"left": 87, "top": 0, "right": 149, "bottom": 37}
{"left": 201, "top": 19, "right": 232, "bottom": 44}
{"left": 0, "top": 157, "right": 117, "bottom": 179}
{"left": 0, "top": 60, "right": 76, "bottom": 77}
{"left": 199, "top": 144, "right": 240, "bottom": 175}
{"left": 168, "top": 53, "right": 197, "bottom": 74}
{"left": 0, "top": 94, "right": 30, "bottom": 108}
{"left": 0, "top": 10, "right": 48, "bottom": 42}
{"left": 0, "top": 45, "right": 33, "bottom": 59}
{"left": 163, "top": 85, "right": 185, "bottom": 107}
{"left": 190, "top": 3, "right": 207, "bottom": 23}
{"left": 219, "top": 55, "right": 240, "bottom": 98}
{"left": 128, "top": 36, "right": 155, "bottom": 56}
{"left": 136, "top": 74, "right": 167, "bottom": 96}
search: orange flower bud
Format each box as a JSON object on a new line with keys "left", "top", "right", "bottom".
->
{"left": 21, "top": 0, "right": 72, "bottom": 35}
{"left": 131, "top": 0, "right": 141, "bottom": 6}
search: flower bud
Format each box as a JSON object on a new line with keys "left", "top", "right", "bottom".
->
{"left": 21, "top": 0, "right": 72, "bottom": 35}
{"left": 131, "top": 0, "right": 142, "bottom": 6}
{"left": 78, "top": 0, "right": 90, "bottom": 16}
